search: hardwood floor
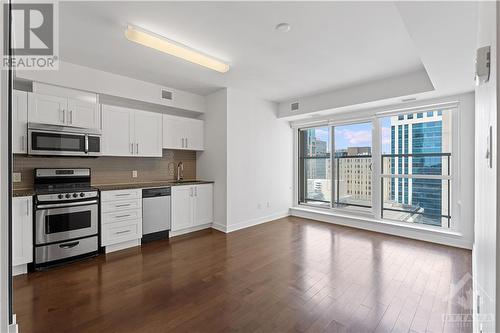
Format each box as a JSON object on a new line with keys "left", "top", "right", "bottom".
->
{"left": 13, "top": 217, "right": 472, "bottom": 333}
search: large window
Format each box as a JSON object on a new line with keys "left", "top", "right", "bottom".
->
{"left": 380, "top": 109, "right": 451, "bottom": 228}
{"left": 297, "top": 107, "right": 453, "bottom": 229}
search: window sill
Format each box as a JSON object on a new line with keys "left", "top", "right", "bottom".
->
{"left": 290, "top": 205, "right": 469, "bottom": 248}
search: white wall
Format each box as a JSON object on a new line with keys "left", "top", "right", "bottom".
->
{"left": 473, "top": 2, "right": 498, "bottom": 333}
{"left": 198, "top": 88, "right": 293, "bottom": 232}
{"left": 197, "top": 89, "right": 228, "bottom": 231}
{"left": 226, "top": 89, "right": 293, "bottom": 231}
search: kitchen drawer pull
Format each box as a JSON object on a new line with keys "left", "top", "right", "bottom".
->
{"left": 115, "top": 204, "right": 131, "bottom": 207}
{"left": 59, "top": 241, "right": 79, "bottom": 249}
{"left": 115, "top": 193, "right": 131, "bottom": 197}
{"left": 115, "top": 230, "right": 131, "bottom": 235}
{"left": 115, "top": 214, "right": 131, "bottom": 218}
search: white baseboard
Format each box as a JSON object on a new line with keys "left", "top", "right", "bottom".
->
{"left": 8, "top": 314, "right": 18, "bottom": 333}
{"left": 105, "top": 239, "right": 140, "bottom": 253}
{"left": 12, "top": 265, "right": 27, "bottom": 276}
{"left": 169, "top": 224, "right": 212, "bottom": 237}
{"left": 290, "top": 207, "right": 472, "bottom": 250}
{"left": 212, "top": 210, "right": 290, "bottom": 234}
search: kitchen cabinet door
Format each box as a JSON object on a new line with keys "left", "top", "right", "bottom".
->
{"left": 185, "top": 119, "right": 204, "bottom": 151}
{"left": 193, "top": 184, "right": 213, "bottom": 226}
{"left": 12, "top": 196, "right": 33, "bottom": 267}
{"left": 162, "top": 115, "right": 184, "bottom": 149}
{"left": 67, "top": 98, "right": 101, "bottom": 130}
{"left": 133, "top": 110, "right": 162, "bottom": 157}
{"left": 101, "top": 105, "right": 134, "bottom": 156}
{"left": 12, "top": 90, "right": 28, "bottom": 154}
{"left": 28, "top": 92, "right": 68, "bottom": 126}
{"left": 171, "top": 186, "right": 193, "bottom": 231}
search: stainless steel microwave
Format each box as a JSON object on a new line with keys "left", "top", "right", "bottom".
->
{"left": 28, "top": 123, "right": 101, "bottom": 157}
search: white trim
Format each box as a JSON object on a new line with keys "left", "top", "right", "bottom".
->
{"left": 225, "top": 211, "right": 290, "bottom": 233}
{"left": 211, "top": 222, "right": 227, "bottom": 233}
{"left": 169, "top": 224, "right": 211, "bottom": 237}
{"left": 380, "top": 174, "right": 452, "bottom": 180}
{"left": 104, "top": 239, "right": 140, "bottom": 253}
{"left": 290, "top": 206, "right": 472, "bottom": 249}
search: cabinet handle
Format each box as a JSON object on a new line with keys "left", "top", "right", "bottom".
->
{"left": 26, "top": 199, "right": 30, "bottom": 216}
{"left": 69, "top": 110, "right": 73, "bottom": 124}
{"left": 194, "top": 187, "right": 197, "bottom": 197}
{"left": 115, "top": 230, "right": 131, "bottom": 235}
{"left": 61, "top": 109, "right": 65, "bottom": 123}
{"left": 115, "top": 193, "right": 131, "bottom": 197}
{"left": 190, "top": 187, "right": 193, "bottom": 197}
{"left": 181, "top": 138, "right": 184, "bottom": 148}
{"left": 115, "top": 214, "right": 131, "bottom": 219}
{"left": 186, "top": 138, "right": 188, "bottom": 148}
{"left": 21, "top": 135, "right": 24, "bottom": 151}
{"left": 115, "top": 204, "right": 131, "bottom": 207}
{"left": 136, "top": 143, "right": 139, "bottom": 155}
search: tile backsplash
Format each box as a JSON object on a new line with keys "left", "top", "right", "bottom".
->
{"left": 13, "top": 150, "right": 196, "bottom": 189}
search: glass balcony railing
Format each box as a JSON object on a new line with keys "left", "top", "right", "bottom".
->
{"left": 334, "top": 155, "right": 372, "bottom": 209}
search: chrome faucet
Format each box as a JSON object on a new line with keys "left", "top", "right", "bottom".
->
{"left": 177, "top": 162, "right": 184, "bottom": 181}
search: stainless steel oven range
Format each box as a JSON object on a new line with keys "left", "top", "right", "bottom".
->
{"left": 33, "top": 168, "right": 99, "bottom": 269}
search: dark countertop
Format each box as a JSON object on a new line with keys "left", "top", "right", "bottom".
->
{"left": 12, "top": 180, "right": 214, "bottom": 197}
{"left": 93, "top": 180, "right": 214, "bottom": 192}
{"left": 13, "top": 188, "right": 36, "bottom": 197}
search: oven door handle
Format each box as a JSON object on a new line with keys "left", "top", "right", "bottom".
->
{"left": 36, "top": 200, "right": 98, "bottom": 209}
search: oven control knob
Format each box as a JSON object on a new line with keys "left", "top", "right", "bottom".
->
{"left": 73, "top": 193, "right": 78, "bottom": 198}
{"left": 79, "top": 193, "right": 85, "bottom": 197}
{"left": 58, "top": 194, "right": 63, "bottom": 199}
{"left": 65, "top": 194, "right": 71, "bottom": 199}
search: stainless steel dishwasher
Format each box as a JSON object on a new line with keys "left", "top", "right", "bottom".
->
{"left": 142, "top": 187, "right": 171, "bottom": 243}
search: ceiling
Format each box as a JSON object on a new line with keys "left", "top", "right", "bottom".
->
{"left": 59, "top": 1, "right": 441, "bottom": 103}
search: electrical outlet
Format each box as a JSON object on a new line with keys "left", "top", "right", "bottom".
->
{"left": 13, "top": 172, "right": 21, "bottom": 183}
{"left": 132, "top": 170, "right": 138, "bottom": 178}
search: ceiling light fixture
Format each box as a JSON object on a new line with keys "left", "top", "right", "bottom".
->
{"left": 275, "top": 23, "right": 291, "bottom": 32}
{"left": 125, "top": 25, "right": 229, "bottom": 73}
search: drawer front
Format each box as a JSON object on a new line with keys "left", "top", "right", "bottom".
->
{"left": 101, "top": 220, "right": 142, "bottom": 246}
{"left": 35, "top": 236, "right": 98, "bottom": 264}
{"left": 102, "top": 209, "right": 142, "bottom": 225}
{"left": 101, "top": 189, "right": 141, "bottom": 202}
{"left": 101, "top": 199, "right": 141, "bottom": 213}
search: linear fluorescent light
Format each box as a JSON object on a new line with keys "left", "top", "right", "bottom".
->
{"left": 125, "top": 25, "right": 229, "bottom": 73}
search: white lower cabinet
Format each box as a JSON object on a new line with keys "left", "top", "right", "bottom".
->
{"left": 12, "top": 196, "right": 33, "bottom": 275}
{"left": 171, "top": 184, "right": 213, "bottom": 235}
{"left": 100, "top": 189, "right": 142, "bottom": 253}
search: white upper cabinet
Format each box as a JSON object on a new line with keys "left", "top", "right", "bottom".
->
{"left": 28, "top": 91, "right": 101, "bottom": 130}
{"left": 28, "top": 93, "right": 68, "bottom": 126}
{"left": 67, "top": 99, "right": 101, "bottom": 129}
{"left": 162, "top": 115, "right": 204, "bottom": 151}
{"left": 102, "top": 105, "right": 134, "bottom": 156}
{"left": 12, "top": 90, "right": 28, "bottom": 154}
{"left": 101, "top": 105, "right": 162, "bottom": 157}
{"left": 133, "top": 110, "right": 162, "bottom": 157}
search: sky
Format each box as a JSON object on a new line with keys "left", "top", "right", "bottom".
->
{"left": 312, "top": 119, "right": 392, "bottom": 153}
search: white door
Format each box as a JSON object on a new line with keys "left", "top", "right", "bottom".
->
{"left": 28, "top": 93, "right": 68, "bottom": 126}
{"left": 171, "top": 186, "right": 193, "bottom": 231}
{"left": 12, "top": 196, "right": 33, "bottom": 267}
{"left": 101, "top": 105, "right": 134, "bottom": 156}
{"left": 186, "top": 119, "right": 204, "bottom": 151}
{"left": 67, "top": 99, "right": 101, "bottom": 130}
{"left": 133, "top": 110, "right": 162, "bottom": 157}
{"left": 162, "top": 115, "right": 184, "bottom": 149}
{"left": 193, "top": 184, "right": 213, "bottom": 226}
{"left": 12, "top": 90, "right": 28, "bottom": 154}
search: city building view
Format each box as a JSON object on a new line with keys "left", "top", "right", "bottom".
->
{"left": 300, "top": 110, "right": 451, "bottom": 228}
